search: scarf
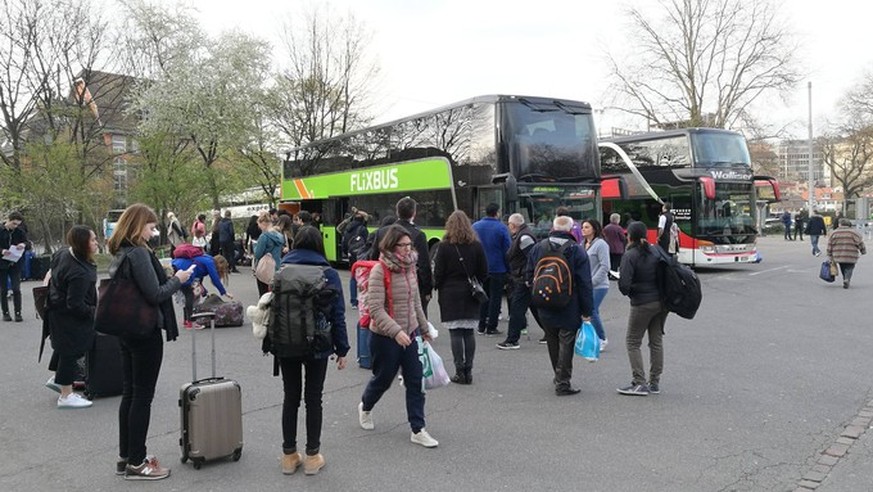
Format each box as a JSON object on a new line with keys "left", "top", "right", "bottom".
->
{"left": 380, "top": 249, "right": 418, "bottom": 272}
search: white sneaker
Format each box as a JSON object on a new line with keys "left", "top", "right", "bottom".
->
{"left": 358, "top": 402, "right": 374, "bottom": 430}
{"left": 599, "top": 338, "right": 608, "bottom": 352}
{"left": 45, "top": 376, "right": 61, "bottom": 394}
{"left": 411, "top": 429, "right": 439, "bottom": 448}
{"left": 58, "top": 393, "right": 92, "bottom": 409}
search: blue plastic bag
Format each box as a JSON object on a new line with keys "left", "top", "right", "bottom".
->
{"left": 574, "top": 321, "right": 600, "bottom": 362}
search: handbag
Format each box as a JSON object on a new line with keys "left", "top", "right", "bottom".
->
{"left": 819, "top": 260, "right": 836, "bottom": 283}
{"left": 33, "top": 285, "right": 49, "bottom": 320}
{"left": 454, "top": 245, "right": 488, "bottom": 304}
{"left": 94, "top": 250, "right": 158, "bottom": 338}
{"left": 254, "top": 254, "right": 276, "bottom": 284}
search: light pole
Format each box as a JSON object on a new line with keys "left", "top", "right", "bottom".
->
{"left": 807, "top": 81, "right": 814, "bottom": 214}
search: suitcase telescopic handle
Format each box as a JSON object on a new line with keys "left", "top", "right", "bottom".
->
{"left": 190, "top": 312, "right": 217, "bottom": 380}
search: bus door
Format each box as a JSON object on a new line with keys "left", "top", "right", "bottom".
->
{"left": 474, "top": 186, "right": 505, "bottom": 221}
{"left": 666, "top": 191, "right": 694, "bottom": 264}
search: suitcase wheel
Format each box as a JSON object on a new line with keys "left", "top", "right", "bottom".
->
{"left": 232, "top": 449, "right": 242, "bottom": 462}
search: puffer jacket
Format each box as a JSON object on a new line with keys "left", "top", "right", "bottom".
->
{"left": 367, "top": 259, "right": 428, "bottom": 339}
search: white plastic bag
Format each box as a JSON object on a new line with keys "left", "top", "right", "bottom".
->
{"left": 418, "top": 338, "right": 451, "bottom": 390}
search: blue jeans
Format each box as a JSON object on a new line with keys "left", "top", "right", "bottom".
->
{"left": 591, "top": 288, "right": 609, "bottom": 341}
{"left": 349, "top": 276, "right": 358, "bottom": 307}
{"left": 478, "top": 273, "right": 506, "bottom": 332}
{"left": 810, "top": 235, "right": 821, "bottom": 255}
{"left": 361, "top": 331, "right": 426, "bottom": 432}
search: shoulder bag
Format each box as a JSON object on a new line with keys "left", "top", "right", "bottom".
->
{"left": 94, "top": 249, "right": 158, "bottom": 338}
{"left": 254, "top": 253, "right": 276, "bottom": 284}
{"left": 454, "top": 245, "right": 488, "bottom": 304}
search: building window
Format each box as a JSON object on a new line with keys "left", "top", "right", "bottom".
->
{"left": 113, "top": 157, "right": 127, "bottom": 192}
{"left": 112, "top": 135, "right": 126, "bottom": 154}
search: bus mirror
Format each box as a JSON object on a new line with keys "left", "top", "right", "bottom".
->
{"left": 505, "top": 174, "right": 518, "bottom": 202}
{"left": 754, "top": 176, "right": 781, "bottom": 203}
{"left": 700, "top": 176, "right": 716, "bottom": 201}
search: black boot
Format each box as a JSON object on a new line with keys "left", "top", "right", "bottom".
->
{"left": 2, "top": 313, "right": 10, "bottom": 322}
{"left": 465, "top": 367, "right": 473, "bottom": 384}
{"left": 451, "top": 372, "right": 466, "bottom": 384}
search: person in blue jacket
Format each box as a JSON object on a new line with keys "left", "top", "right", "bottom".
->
{"left": 276, "top": 225, "right": 350, "bottom": 475}
{"left": 472, "top": 203, "right": 511, "bottom": 335}
{"left": 171, "top": 253, "right": 233, "bottom": 329}
{"left": 253, "top": 211, "right": 285, "bottom": 296}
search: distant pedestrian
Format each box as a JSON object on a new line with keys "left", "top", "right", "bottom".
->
{"left": 793, "top": 211, "right": 805, "bottom": 241}
{"left": 341, "top": 210, "right": 369, "bottom": 309}
{"left": 556, "top": 206, "right": 583, "bottom": 243}
{"left": 276, "top": 215, "right": 295, "bottom": 254}
{"left": 806, "top": 212, "right": 827, "bottom": 257}
{"left": 617, "top": 221, "right": 669, "bottom": 397}
{"left": 602, "top": 213, "right": 627, "bottom": 276}
{"left": 827, "top": 218, "right": 866, "bottom": 289}
{"left": 433, "top": 210, "right": 487, "bottom": 383}
{"left": 358, "top": 224, "right": 438, "bottom": 448}
{"left": 209, "top": 210, "right": 222, "bottom": 256}
{"left": 253, "top": 211, "right": 284, "bottom": 296}
{"left": 473, "top": 203, "right": 511, "bottom": 336}
{"left": 166, "top": 212, "right": 186, "bottom": 251}
{"left": 45, "top": 225, "right": 98, "bottom": 409}
{"left": 497, "top": 213, "right": 537, "bottom": 350}
{"left": 219, "top": 210, "right": 238, "bottom": 273}
{"left": 245, "top": 215, "right": 261, "bottom": 255}
{"left": 1, "top": 211, "right": 28, "bottom": 322}
{"left": 582, "top": 219, "right": 610, "bottom": 350}
{"left": 657, "top": 202, "right": 677, "bottom": 255}
{"left": 781, "top": 210, "right": 793, "bottom": 240}
{"left": 190, "top": 214, "right": 208, "bottom": 251}
{"left": 525, "top": 216, "right": 594, "bottom": 396}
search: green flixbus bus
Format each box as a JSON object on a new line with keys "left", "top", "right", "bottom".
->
{"left": 281, "top": 95, "right": 612, "bottom": 263}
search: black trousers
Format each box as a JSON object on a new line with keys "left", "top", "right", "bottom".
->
{"left": 542, "top": 323, "right": 578, "bottom": 391}
{"left": 118, "top": 331, "right": 163, "bottom": 465}
{"left": 279, "top": 356, "right": 329, "bottom": 455}
{"left": 0, "top": 263, "right": 22, "bottom": 315}
{"left": 221, "top": 241, "right": 237, "bottom": 271}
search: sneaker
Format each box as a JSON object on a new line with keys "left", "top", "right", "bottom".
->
{"left": 617, "top": 383, "right": 649, "bottom": 396}
{"left": 477, "top": 328, "right": 487, "bottom": 335}
{"left": 303, "top": 453, "right": 325, "bottom": 475}
{"left": 281, "top": 452, "right": 302, "bottom": 475}
{"left": 496, "top": 341, "right": 520, "bottom": 350}
{"left": 410, "top": 429, "right": 439, "bottom": 448}
{"left": 599, "top": 338, "right": 608, "bottom": 352}
{"left": 186, "top": 321, "right": 205, "bottom": 330}
{"left": 485, "top": 329, "right": 503, "bottom": 337}
{"left": 57, "top": 393, "right": 92, "bottom": 409}
{"left": 814, "top": 251, "right": 822, "bottom": 257}
{"left": 14, "top": 312, "right": 23, "bottom": 322}
{"left": 538, "top": 337, "right": 548, "bottom": 345}
{"left": 358, "top": 402, "right": 374, "bottom": 430}
{"left": 124, "top": 456, "right": 170, "bottom": 481}
{"left": 2, "top": 313, "right": 10, "bottom": 322}
{"left": 555, "top": 386, "right": 581, "bottom": 396}
{"left": 648, "top": 383, "right": 660, "bottom": 394}
{"left": 45, "top": 376, "right": 61, "bottom": 394}
{"left": 350, "top": 305, "right": 358, "bottom": 311}
{"left": 116, "top": 457, "right": 128, "bottom": 476}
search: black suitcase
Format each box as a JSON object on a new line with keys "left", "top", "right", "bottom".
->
{"left": 85, "top": 333, "right": 124, "bottom": 399}
{"left": 179, "top": 312, "right": 243, "bottom": 469}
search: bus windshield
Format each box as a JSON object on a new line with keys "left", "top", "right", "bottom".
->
{"left": 506, "top": 100, "right": 599, "bottom": 181}
{"left": 691, "top": 131, "right": 751, "bottom": 167}
{"left": 518, "top": 184, "right": 598, "bottom": 237}
{"left": 697, "top": 182, "right": 757, "bottom": 240}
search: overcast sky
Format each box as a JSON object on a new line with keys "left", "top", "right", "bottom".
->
{"left": 187, "top": 0, "right": 873, "bottom": 138}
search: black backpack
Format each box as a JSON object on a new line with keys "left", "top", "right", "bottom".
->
{"left": 653, "top": 247, "right": 702, "bottom": 319}
{"left": 530, "top": 240, "right": 574, "bottom": 309}
{"left": 269, "top": 265, "right": 337, "bottom": 357}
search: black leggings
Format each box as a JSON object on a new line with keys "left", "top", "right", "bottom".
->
{"left": 54, "top": 352, "right": 84, "bottom": 386}
{"left": 279, "top": 357, "right": 329, "bottom": 455}
{"left": 449, "top": 328, "right": 476, "bottom": 372}
{"left": 118, "top": 331, "right": 163, "bottom": 465}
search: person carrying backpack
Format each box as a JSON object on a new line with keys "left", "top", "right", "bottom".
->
{"left": 616, "top": 221, "right": 670, "bottom": 397}
{"left": 357, "top": 224, "right": 438, "bottom": 448}
{"left": 268, "top": 226, "right": 350, "bottom": 476}
{"left": 525, "top": 216, "right": 594, "bottom": 396}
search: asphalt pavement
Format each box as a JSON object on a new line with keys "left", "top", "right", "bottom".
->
{"left": 1, "top": 234, "right": 871, "bottom": 491}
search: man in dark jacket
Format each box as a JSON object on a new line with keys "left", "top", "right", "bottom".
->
{"left": 472, "top": 203, "right": 511, "bottom": 336}
{"left": 366, "top": 197, "right": 433, "bottom": 312}
{"left": 806, "top": 212, "right": 827, "bottom": 257}
{"left": 0, "top": 211, "right": 29, "bottom": 322}
{"left": 342, "top": 211, "right": 369, "bottom": 308}
{"left": 497, "top": 213, "right": 536, "bottom": 350}
{"left": 525, "top": 216, "right": 594, "bottom": 396}
{"left": 793, "top": 211, "right": 805, "bottom": 241}
{"left": 218, "top": 211, "right": 238, "bottom": 273}
{"left": 657, "top": 202, "right": 675, "bottom": 254}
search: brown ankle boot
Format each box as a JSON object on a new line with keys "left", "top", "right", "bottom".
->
{"left": 281, "top": 452, "right": 302, "bottom": 475}
{"left": 304, "top": 453, "right": 325, "bottom": 475}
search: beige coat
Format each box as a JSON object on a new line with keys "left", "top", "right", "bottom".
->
{"left": 367, "top": 262, "right": 427, "bottom": 339}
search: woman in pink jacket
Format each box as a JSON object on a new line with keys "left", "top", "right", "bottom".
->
{"left": 357, "top": 224, "right": 438, "bottom": 448}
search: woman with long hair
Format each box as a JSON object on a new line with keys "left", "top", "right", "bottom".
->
{"left": 433, "top": 210, "right": 487, "bottom": 384}
{"left": 107, "top": 203, "right": 192, "bottom": 480}
{"left": 45, "top": 225, "right": 99, "bottom": 409}
{"left": 170, "top": 253, "right": 233, "bottom": 329}
{"left": 581, "top": 218, "right": 610, "bottom": 350}
{"left": 357, "top": 224, "right": 438, "bottom": 448}
{"left": 616, "top": 221, "right": 668, "bottom": 397}
{"left": 272, "top": 225, "right": 349, "bottom": 475}
{"left": 253, "top": 211, "right": 284, "bottom": 296}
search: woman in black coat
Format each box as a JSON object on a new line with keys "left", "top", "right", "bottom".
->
{"left": 433, "top": 210, "right": 488, "bottom": 384}
{"left": 47, "top": 226, "right": 99, "bottom": 409}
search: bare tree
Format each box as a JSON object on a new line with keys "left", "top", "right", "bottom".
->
{"left": 606, "top": 0, "right": 800, "bottom": 129}
{"left": 820, "top": 127, "right": 873, "bottom": 203}
{"left": 272, "top": 5, "right": 378, "bottom": 150}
